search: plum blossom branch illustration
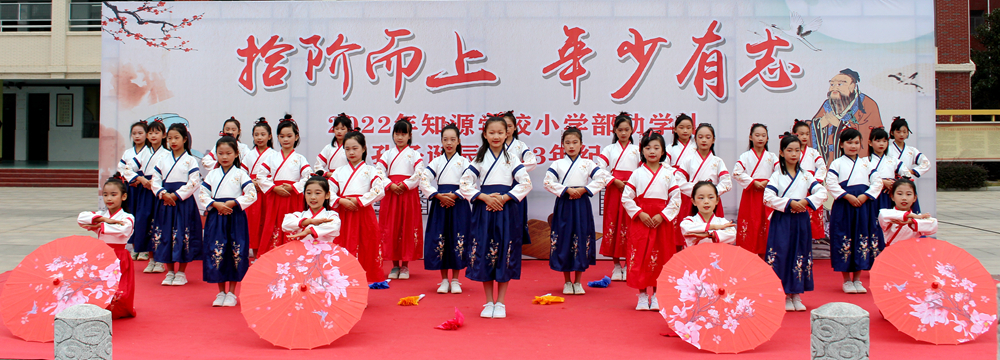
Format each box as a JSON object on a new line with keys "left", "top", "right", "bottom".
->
{"left": 102, "top": 1, "right": 203, "bottom": 52}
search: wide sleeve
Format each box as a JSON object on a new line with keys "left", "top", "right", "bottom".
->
{"left": 256, "top": 156, "right": 275, "bottom": 194}
{"left": 281, "top": 212, "right": 304, "bottom": 233}
{"left": 236, "top": 172, "right": 258, "bottom": 210}
{"left": 621, "top": 181, "right": 640, "bottom": 219}
{"left": 914, "top": 217, "right": 938, "bottom": 236}
{"left": 825, "top": 165, "right": 846, "bottom": 200}
{"left": 586, "top": 165, "right": 613, "bottom": 196}
{"left": 310, "top": 212, "right": 341, "bottom": 240}
{"left": 375, "top": 152, "right": 391, "bottom": 187}
{"left": 118, "top": 153, "right": 139, "bottom": 183}
{"left": 314, "top": 146, "right": 332, "bottom": 172}
{"left": 418, "top": 164, "right": 438, "bottom": 199}
{"left": 878, "top": 209, "right": 905, "bottom": 233}
{"left": 805, "top": 174, "right": 827, "bottom": 210}
{"left": 732, "top": 156, "right": 753, "bottom": 189}
{"left": 358, "top": 168, "right": 386, "bottom": 207}
{"left": 712, "top": 222, "right": 737, "bottom": 245}
{"left": 201, "top": 148, "right": 218, "bottom": 170}
{"left": 864, "top": 161, "right": 883, "bottom": 199}
{"left": 676, "top": 166, "right": 695, "bottom": 197}
{"left": 196, "top": 175, "right": 214, "bottom": 210}
{"left": 102, "top": 214, "right": 134, "bottom": 238}
{"left": 910, "top": 151, "right": 931, "bottom": 178}
{"left": 812, "top": 151, "right": 828, "bottom": 184}
{"left": 662, "top": 177, "right": 682, "bottom": 222}
{"left": 175, "top": 160, "right": 202, "bottom": 200}
{"left": 77, "top": 211, "right": 101, "bottom": 226}
{"left": 151, "top": 161, "right": 166, "bottom": 197}
{"left": 508, "top": 165, "right": 533, "bottom": 202}
{"left": 543, "top": 164, "right": 566, "bottom": 196}
{"left": 595, "top": 146, "right": 611, "bottom": 169}
{"left": 763, "top": 173, "right": 789, "bottom": 212}
{"left": 459, "top": 163, "right": 482, "bottom": 202}
{"left": 401, "top": 156, "right": 424, "bottom": 191}
{"left": 519, "top": 144, "right": 538, "bottom": 172}
{"left": 716, "top": 160, "right": 733, "bottom": 195}
{"left": 293, "top": 159, "right": 312, "bottom": 194}
{"left": 679, "top": 216, "right": 703, "bottom": 236}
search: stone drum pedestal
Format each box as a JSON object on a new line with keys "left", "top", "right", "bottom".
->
{"left": 54, "top": 304, "right": 112, "bottom": 360}
{"left": 811, "top": 302, "right": 869, "bottom": 360}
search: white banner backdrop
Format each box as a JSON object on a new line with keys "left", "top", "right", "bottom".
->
{"left": 100, "top": 0, "right": 936, "bottom": 255}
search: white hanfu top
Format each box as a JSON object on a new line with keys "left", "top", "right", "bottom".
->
{"left": 315, "top": 143, "right": 349, "bottom": 174}
{"left": 826, "top": 155, "right": 882, "bottom": 200}
{"left": 151, "top": 152, "right": 202, "bottom": 200}
{"left": 77, "top": 209, "right": 135, "bottom": 245}
{"left": 282, "top": 208, "right": 342, "bottom": 243}
{"left": 733, "top": 149, "right": 779, "bottom": 189}
{"left": 675, "top": 152, "right": 733, "bottom": 197}
{"left": 621, "top": 163, "right": 682, "bottom": 221}
{"left": 419, "top": 153, "right": 469, "bottom": 199}
{"left": 197, "top": 166, "right": 258, "bottom": 211}
{"left": 888, "top": 142, "right": 931, "bottom": 180}
{"left": 459, "top": 150, "right": 532, "bottom": 202}
{"left": 595, "top": 142, "right": 642, "bottom": 173}
{"left": 543, "top": 156, "right": 612, "bottom": 196}
{"left": 256, "top": 149, "right": 311, "bottom": 194}
{"left": 328, "top": 162, "right": 386, "bottom": 208}
{"left": 375, "top": 146, "right": 425, "bottom": 191}
{"left": 680, "top": 214, "right": 736, "bottom": 247}
{"left": 878, "top": 208, "right": 938, "bottom": 245}
{"left": 764, "top": 168, "right": 828, "bottom": 213}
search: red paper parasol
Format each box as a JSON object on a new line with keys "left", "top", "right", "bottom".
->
{"left": 657, "top": 243, "right": 786, "bottom": 353}
{"left": 0, "top": 236, "right": 121, "bottom": 342}
{"left": 871, "top": 237, "right": 997, "bottom": 344}
{"left": 241, "top": 239, "right": 369, "bottom": 349}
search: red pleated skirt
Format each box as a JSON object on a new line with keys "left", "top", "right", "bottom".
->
{"left": 245, "top": 198, "right": 265, "bottom": 254}
{"left": 256, "top": 181, "right": 303, "bottom": 256}
{"left": 336, "top": 198, "right": 385, "bottom": 283}
{"left": 626, "top": 198, "right": 675, "bottom": 289}
{"left": 809, "top": 207, "right": 825, "bottom": 239}
{"left": 379, "top": 175, "right": 424, "bottom": 261}
{"left": 675, "top": 193, "right": 725, "bottom": 246}
{"left": 735, "top": 184, "right": 772, "bottom": 255}
{"left": 108, "top": 244, "right": 136, "bottom": 319}
{"left": 599, "top": 170, "right": 632, "bottom": 259}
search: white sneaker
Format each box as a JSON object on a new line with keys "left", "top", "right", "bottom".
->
{"left": 398, "top": 267, "right": 410, "bottom": 280}
{"left": 450, "top": 279, "right": 462, "bottom": 294}
{"left": 480, "top": 302, "right": 495, "bottom": 318}
{"left": 621, "top": 267, "right": 627, "bottom": 281}
{"left": 792, "top": 295, "right": 806, "bottom": 311}
{"left": 248, "top": 249, "right": 255, "bottom": 259}
{"left": 143, "top": 261, "right": 157, "bottom": 273}
{"left": 786, "top": 297, "right": 795, "bottom": 311}
{"left": 171, "top": 272, "right": 188, "bottom": 286}
{"left": 388, "top": 267, "right": 400, "bottom": 279}
{"left": 610, "top": 265, "right": 623, "bottom": 281}
{"left": 573, "top": 283, "right": 585, "bottom": 295}
{"left": 212, "top": 292, "right": 226, "bottom": 307}
{"left": 151, "top": 262, "right": 165, "bottom": 273}
{"left": 223, "top": 292, "right": 238, "bottom": 307}
{"left": 853, "top": 281, "right": 867, "bottom": 294}
{"left": 136, "top": 252, "right": 150, "bottom": 261}
{"left": 649, "top": 293, "right": 659, "bottom": 310}
{"left": 161, "top": 271, "right": 175, "bottom": 286}
{"left": 636, "top": 293, "right": 650, "bottom": 311}
{"left": 130, "top": 251, "right": 138, "bottom": 260}
{"left": 563, "top": 282, "right": 574, "bottom": 295}
{"left": 843, "top": 281, "right": 857, "bottom": 294}
{"left": 492, "top": 303, "right": 506, "bottom": 319}
{"left": 437, "top": 280, "right": 450, "bottom": 294}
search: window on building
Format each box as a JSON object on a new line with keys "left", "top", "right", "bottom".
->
{"left": 971, "top": 10, "right": 986, "bottom": 37}
{"left": 82, "top": 86, "right": 99, "bottom": 139}
{"left": 69, "top": 0, "right": 101, "bottom": 32}
{"left": 0, "top": 0, "right": 51, "bottom": 32}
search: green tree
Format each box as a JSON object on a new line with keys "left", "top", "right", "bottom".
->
{"left": 972, "top": 11, "right": 1000, "bottom": 111}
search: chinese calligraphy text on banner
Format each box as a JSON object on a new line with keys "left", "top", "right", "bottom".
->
{"left": 100, "top": 0, "right": 936, "bottom": 249}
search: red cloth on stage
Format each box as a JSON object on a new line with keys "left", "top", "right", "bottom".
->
{"left": 379, "top": 175, "right": 423, "bottom": 261}
{"left": 599, "top": 170, "right": 632, "bottom": 259}
{"left": 735, "top": 184, "right": 772, "bottom": 255}
{"left": 625, "top": 198, "right": 676, "bottom": 289}
{"left": 809, "top": 207, "right": 825, "bottom": 239}
{"left": 674, "top": 194, "right": 724, "bottom": 246}
{"left": 108, "top": 244, "right": 136, "bottom": 319}
{"left": 336, "top": 196, "right": 386, "bottom": 283}
{"left": 256, "top": 180, "right": 303, "bottom": 256}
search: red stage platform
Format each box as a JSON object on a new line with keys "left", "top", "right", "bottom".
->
{"left": 0, "top": 260, "right": 995, "bottom": 359}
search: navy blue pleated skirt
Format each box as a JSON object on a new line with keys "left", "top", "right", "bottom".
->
{"left": 830, "top": 183, "right": 884, "bottom": 272}
{"left": 202, "top": 198, "right": 249, "bottom": 283}
{"left": 765, "top": 209, "right": 813, "bottom": 294}
{"left": 465, "top": 185, "right": 522, "bottom": 283}
{"left": 549, "top": 192, "right": 596, "bottom": 272}
{"left": 127, "top": 175, "right": 157, "bottom": 253}
{"left": 151, "top": 182, "right": 203, "bottom": 264}
{"left": 423, "top": 185, "right": 471, "bottom": 271}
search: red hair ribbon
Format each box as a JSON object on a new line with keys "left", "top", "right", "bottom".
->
{"left": 255, "top": 118, "right": 267, "bottom": 124}
{"left": 138, "top": 120, "right": 148, "bottom": 125}
{"left": 153, "top": 118, "right": 163, "bottom": 123}
{"left": 280, "top": 117, "right": 295, "bottom": 124}
{"left": 219, "top": 131, "right": 228, "bottom": 137}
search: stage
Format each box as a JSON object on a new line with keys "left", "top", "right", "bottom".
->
{"left": 0, "top": 259, "right": 995, "bottom": 359}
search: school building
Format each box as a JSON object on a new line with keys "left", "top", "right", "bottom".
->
{"left": 0, "top": 0, "right": 989, "bottom": 185}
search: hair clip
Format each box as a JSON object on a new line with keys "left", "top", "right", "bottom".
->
{"left": 280, "top": 118, "right": 295, "bottom": 123}
{"left": 397, "top": 115, "right": 413, "bottom": 122}
{"left": 153, "top": 118, "right": 163, "bottom": 123}
{"left": 138, "top": 120, "right": 148, "bottom": 125}
{"left": 219, "top": 131, "right": 228, "bottom": 137}
{"left": 354, "top": 126, "right": 361, "bottom": 131}
{"left": 255, "top": 118, "right": 267, "bottom": 124}
{"left": 778, "top": 131, "right": 794, "bottom": 139}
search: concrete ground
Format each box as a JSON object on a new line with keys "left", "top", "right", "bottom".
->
{"left": 0, "top": 188, "right": 998, "bottom": 274}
